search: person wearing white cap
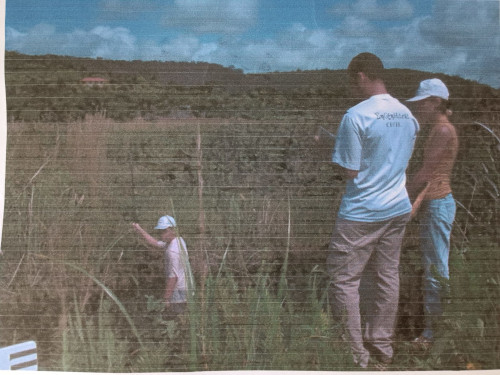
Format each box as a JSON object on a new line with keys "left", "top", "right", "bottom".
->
{"left": 132, "top": 215, "right": 193, "bottom": 316}
{"left": 327, "top": 52, "right": 419, "bottom": 370}
{"left": 406, "top": 78, "right": 458, "bottom": 348}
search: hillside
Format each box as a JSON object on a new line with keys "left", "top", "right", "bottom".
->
{"left": 5, "top": 51, "right": 499, "bottom": 124}
{"left": 2, "top": 52, "right": 500, "bottom": 371}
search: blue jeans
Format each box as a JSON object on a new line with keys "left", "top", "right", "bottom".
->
{"left": 419, "top": 193, "right": 456, "bottom": 339}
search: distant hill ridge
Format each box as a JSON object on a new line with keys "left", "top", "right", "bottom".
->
{"left": 4, "top": 51, "right": 499, "bottom": 123}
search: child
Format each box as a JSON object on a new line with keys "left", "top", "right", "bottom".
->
{"left": 132, "top": 215, "right": 192, "bottom": 316}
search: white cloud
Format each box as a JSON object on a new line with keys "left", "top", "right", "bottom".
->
{"left": 232, "top": 25, "right": 351, "bottom": 72}
{"left": 336, "top": 16, "right": 377, "bottom": 37}
{"left": 121, "top": 35, "right": 219, "bottom": 63}
{"left": 325, "top": 0, "right": 499, "bottom": 87}
{"left": 307, "top": 30, "right": 329, "bottom": 49}
{"left": 162, "top": 0, "right": 259, "bottom": 34}
{"left": 5, "top": 0, "right": 500, "bottom": 88}
{"left": 193, "top": 43, "right": 219, "bottom": 61}
{"left": 329, "top": 0, "right": 414, "bottom": 21}
{"left": 100, "top": 0, "right": 154, "bottom": 13}
{"left": 98, "top": 0, "right": 158, "bottom": 20}
{"left": 6, "top": 24, "right": 58, "bottom": 55}
{"left": 87, "top": 26, "right": 137, "bottom": 59}
{"left": 6, "top": 24, "right": 137, "bottom": 60}
{"left": 5, "top": 27, "right": 27, "bottom": 48}
{"left": 419, "top": 0, "right": 499, "bottom": 47}
{"left": 158, "top": 35, "right": 219, "bottom": 62}
{"left": 413, "top": 0, "right": 500, "bottom": 86}
{"left": 369, "top": 16, "right": 499, "bottom": 88}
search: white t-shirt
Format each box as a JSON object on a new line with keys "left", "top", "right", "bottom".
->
{"left": 332, "top": 94, "right": 419, "bottom": 222}
{"left": 158, "top": 237, "right": 192, "bottom": 303}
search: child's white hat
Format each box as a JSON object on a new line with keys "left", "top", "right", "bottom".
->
{"left": 154, "top": 215, "right": 176, "bottom": 229}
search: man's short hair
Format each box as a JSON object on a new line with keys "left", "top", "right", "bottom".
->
{"left": 347, "top": 52, "right": 385, "bottom": 81}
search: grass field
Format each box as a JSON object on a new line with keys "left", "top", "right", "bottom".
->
{"left": 1, "top": 114, "right": 498, "bottom": 371}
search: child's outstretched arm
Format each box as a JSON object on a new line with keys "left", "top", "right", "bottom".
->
{"left": 132, "top": 223, "right": 162, "bottom": 248}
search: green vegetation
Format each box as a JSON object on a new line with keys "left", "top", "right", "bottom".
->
{"left": 0, "top": 52, "right": 499, "bottom": 371}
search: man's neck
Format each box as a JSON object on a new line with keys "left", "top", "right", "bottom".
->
{"left": 364, "top": 80, "right": 388, "bottom": 97}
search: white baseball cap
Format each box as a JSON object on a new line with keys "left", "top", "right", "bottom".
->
{"left": 154, "top": 215, "right": 176, "bottom": 230}
{"left": 407, "top": 78, "right": 449, "bottom": 102}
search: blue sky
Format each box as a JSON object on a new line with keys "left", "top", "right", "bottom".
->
{"left": 5, "top": 0, "right": 500, "bottom": 88}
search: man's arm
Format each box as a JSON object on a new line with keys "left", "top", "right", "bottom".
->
{"left": 333, "top": 164, "right": 359, "bottom": 180}
{"left": 343, "top": 168, "right": 359, "bottom": 180}
{"left": 331, "top": 114, "right": 361, "bottom": 181}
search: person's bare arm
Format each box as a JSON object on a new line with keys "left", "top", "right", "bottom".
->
{"left": 164, "top": 277, "right": 178, "bottom": 307}
{"left": 343, "top": 168, "right": 359, "bottom": 180}
{"left": 334, "top": 164, "right": 359, "bottom": 180}
{"left": 131, "top": 223, "right": 162, "bottom": 248}
{"left": 410, "top": 182, "right": 431, "bottom": 219}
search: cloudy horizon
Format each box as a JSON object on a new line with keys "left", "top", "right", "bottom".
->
{"left": 5, "top": 0, "right": 500, "bottom": 88}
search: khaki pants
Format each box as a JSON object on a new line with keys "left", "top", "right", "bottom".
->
{"left": 327, "top": 213, "right": 410, "bottom": 367}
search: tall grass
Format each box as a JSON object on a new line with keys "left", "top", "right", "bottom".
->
{"left": 62, "top": 294, "right": 129, "bottom": 372}
{"left": 2, "top": 116, "right": 499, "bottom": 371}
{"left": 58, "top": 247, "right": 350, "bottom": 371}
{"left": 186, "top": 259, "right": 350, "bottom": 371}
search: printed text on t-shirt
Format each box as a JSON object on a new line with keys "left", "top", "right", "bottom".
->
{"left": 375, "top": 112, "right": 409, "bottom": 128}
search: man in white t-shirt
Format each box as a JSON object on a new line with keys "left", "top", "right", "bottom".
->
{"left": 132, "top": 215, "right": 193, "bottom": 316}
{"left": 327, "top": 52, "right": 419, "bottom": 369}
